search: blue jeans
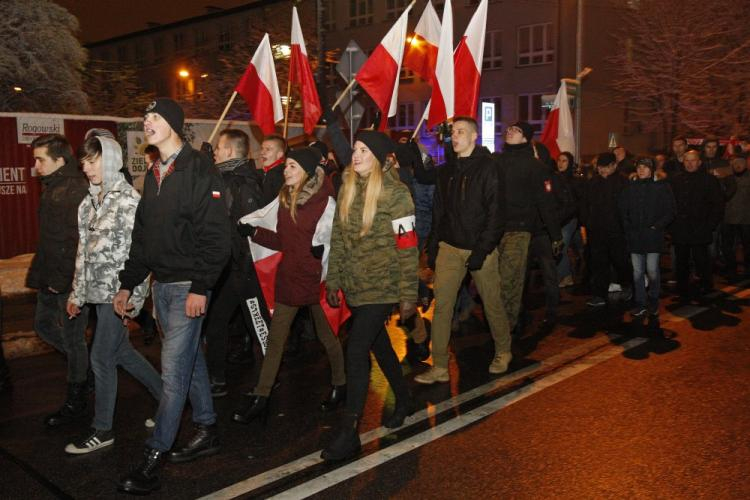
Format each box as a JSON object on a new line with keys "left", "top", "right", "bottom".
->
{"left": 557, "top": 218, "right": 578, "bottom": 281}
{"left": 91, "top": 304, "right": 162, "bottom": 431}
{"left": 631, "top": 253, "right": 660, "bottom": 308}
{"left": 147, "top": 282, "right": 215, "bottom": 451}
{"left": 34, "top": 290, "right": 89, "bottom": 384}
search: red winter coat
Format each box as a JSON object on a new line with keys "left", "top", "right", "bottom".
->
{"left": 253, "top": 169, "right": 333, "bottom": 306}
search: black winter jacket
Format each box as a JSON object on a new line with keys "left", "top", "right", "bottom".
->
{"left": 668, "top": 169, "right": 724, "bottom": 245}
{"left": 218, "top": 159, "right": 264, "bottom": 271}
{"left": 619, "top": 178, "right": 675, "bottom": 253}
{"left": 428, "top": 146, "right": 504, "bottom": 261}
{"left": 581, "top": 173, "right": 627, "bottom": 236}
{"left": 119, "top": 143, "right": 231, "bottom": 296}
{"left": 26, "top": 160, "right": 89, "bottom": 293}
{"left": 494, "top": 143, "right": 561, "bottom": 241}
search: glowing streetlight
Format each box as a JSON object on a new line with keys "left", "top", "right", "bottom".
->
{"left": 178, "top": 69, "right": 190, "bottom": 78}
{"left": 13, "top": 86, "right": 23, "bottom": 93}
{"left": 272, "top": 44, "right": 291, "bottom": 59}
{"left": 200, "top": 73, "right": 208, "bottom": 78}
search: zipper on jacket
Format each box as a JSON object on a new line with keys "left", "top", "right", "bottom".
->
{"left": 461, "top": 176, "right": 467, "bottom": 201}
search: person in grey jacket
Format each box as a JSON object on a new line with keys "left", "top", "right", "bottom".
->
{"left": 721, "top": 154, "right": 750, "bottom": 278}
{"left": 64, "top": 134, "right": 161, "bottom": 455}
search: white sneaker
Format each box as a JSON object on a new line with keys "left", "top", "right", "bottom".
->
{"left": 489, "top": 352, "right": 512, "bottom": 374}
{"left": 414, "top": 367, "right": 449, "bottom": 384}
{"left": 608, "top": 283, "right": 622, "bottom": 292}
{"left": 145, "top": 418, "right": 156, "bottom": 428}
{"left": 64, "top": 428, "right": 114, "bottom": 455}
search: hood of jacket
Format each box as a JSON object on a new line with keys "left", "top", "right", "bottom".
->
{"left": 296, "top": 166, "right": 330, "bottom": 206}
{"left": 89, "top": 136, "right": 126, "bottom": 197}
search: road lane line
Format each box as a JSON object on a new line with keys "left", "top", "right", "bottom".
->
{"left": 269, "top": 337, "right": 648, "bottom": 500}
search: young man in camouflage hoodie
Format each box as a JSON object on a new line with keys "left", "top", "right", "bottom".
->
{"left": 64, "top": 133, "right": 162, "bottom": 455}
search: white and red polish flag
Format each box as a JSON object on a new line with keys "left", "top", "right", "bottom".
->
{"left": 540, "top": 80, "right": 575, "bottom": 159}
{"left": 355, "top": 2, "right": 415, "bottom": 131}
{"left": 453, "top": 0, "right": 487, "bottom": 119}
{"left": 235, "top": 33, "right": 284, "bottom": 135}
{"left": 402, "top": 1, "right": 441, "bottom": 84}
{"left": 239, "top": 196, "right": 350, "bottom": 352}
{"left": 290, "top": 6, "right": 322, "bottom": 135}
{"left": 427, "top": 0, "right": 454, "bottom": 128}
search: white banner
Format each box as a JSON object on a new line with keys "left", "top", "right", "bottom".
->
{"left": 16, "top": 116, "right": 64, "bottom": 144}
{"left": 126, "top": 131, "right": 149, "bottom": 177}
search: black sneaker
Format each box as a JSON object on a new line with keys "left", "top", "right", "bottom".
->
{"left": 210, "top": 380, "right": 228, "bottom": 398}
{"left": 586, "top": 297, "right": 606, "bottom": 307}
{"left": 65, "top": 428, "right": 114, "bottom": 455}
{"left": 630, "top": 306, "right": 647, "bottom": 318}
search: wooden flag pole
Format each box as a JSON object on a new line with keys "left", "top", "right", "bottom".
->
{"left": 283, "top": 80, "right": 292, "bottom": 139}
{"left": 411, "top": 114, "right": 427, "bottom": 140}
{"left": 208, "top": 91, "right": 239, "bottom": 144}
{"left": 331, "top": 79, "right": 358, "bottom": 111}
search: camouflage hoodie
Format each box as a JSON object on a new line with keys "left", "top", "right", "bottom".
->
{"left": 68, "top": 137, "right": 149, "bottom": 313}
{"left": 327, "top": 169, "right": 418, "bottom": 306}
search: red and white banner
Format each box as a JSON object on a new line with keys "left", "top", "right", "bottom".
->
{"left": 290, "top": 7, "right": 322, "bottom": 135}
{"left": 427, "top": 0, "right": 454, "bottom": 128}
{"left": 235, "top": 33, "right": 284, "bottom": 135}
{"left": 240, "top": 196, "right": 350, "bottom": 350}
{"left": 402, "top": 1, "right": 440, "bottom": 84}
{"left": 453, "top": 0, "right": 487, "bottom": 119}
{"left": 540, "top": 80, "right": 575, "bottom": 159}
{"left": 355, "top": 3, "right": 414, "bottom": 131}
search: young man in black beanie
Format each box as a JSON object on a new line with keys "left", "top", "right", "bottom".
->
{"left": 114, "top": 98, "right": 230, "bottom": 494}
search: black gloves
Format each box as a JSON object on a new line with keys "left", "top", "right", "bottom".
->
{"left": 311, "top": 245, "right": 324, "bottom": 259}
{"left": 200, "top": 141, "right": 214, "bottom": 159}
{"left": 237, "top": 223, "right": 256, "bottom": 238}
{"left": 466, "top": 252, "right": 486, "bottom": 271}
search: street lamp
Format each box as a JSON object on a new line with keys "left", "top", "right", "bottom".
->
{"left": 13, "top": 86, "right": 23, "bottom": 93}
{"left": 178, "top": 69, "right": 190, "bottom": 78}
{"left": 272, "top": 44, "right": 291, "bottom": 59}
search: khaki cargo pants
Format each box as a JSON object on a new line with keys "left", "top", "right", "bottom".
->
{"left": 498, "top": 231, "right": 532, "bottom": 330}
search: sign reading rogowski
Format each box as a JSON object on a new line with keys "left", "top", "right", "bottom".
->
{"left": 16, "top": 116, "right": 65, "bottom": 144}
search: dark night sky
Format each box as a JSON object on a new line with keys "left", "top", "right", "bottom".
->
{"left": 53, "top": 0, "right": 256, "bottom": 44}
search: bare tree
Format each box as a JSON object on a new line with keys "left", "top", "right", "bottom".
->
{"left": 0, "top": 0, "right": 89, "bottom": 113}
{"left": 609, "top": 0, "right": 750, "bottom": 142}
{"left": 83, "top": 60, "right": 155, "bottom": 117}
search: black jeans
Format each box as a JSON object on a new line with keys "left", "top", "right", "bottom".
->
{"left": 674, "top": 243, "right": 711, "bottom": 291}
{"left": 203, "top": 265, "right": 269, "bottom": 383}
{"left": 527, "top": 233, "right": 559, "bottom": 316}
{"left": 34, "top": 290, "right": 89, "bottom": 384}
{"left": 589, "top": 233, "right": 631, "bottom": 299}
{"left": 720, "top": 224, "right": 750, "bottom": 274}
{"left": 345, "top": 304, "right": 410, "bottom": 416}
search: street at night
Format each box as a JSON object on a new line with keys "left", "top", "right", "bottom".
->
{"left": 2, "top": 275, "right": 749, "bottom": 499}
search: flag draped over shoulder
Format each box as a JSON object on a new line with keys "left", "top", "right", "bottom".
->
{"left": 235, "top": 33, "right": 284, "bottom": 134}
{"left": 290, "top": 6, "right": 322, "bottom": 135}
{"left": 355, "top": 3, "right": 414, "bottom": 131}
{"left": 453, "top": 0, "right": 487, "bottom": 119}
{"left": 540, "top": 81, "right": 575, "bottom": 159}
{"left": 239, "top": 196, "right": 350, "bottom": 353}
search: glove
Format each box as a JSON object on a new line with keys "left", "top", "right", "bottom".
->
{"left": 237, "top": 223, "right": 256, "bottom": 237}
{"left": 399, "top": 301, "right": 417, "bottom": 322}
{"left": 326, "top": 287, "right": 341, "bottom": 308}
{"left": 551, "top": 239, "right": 564, "bottom": 258}
{"left": 465, "top": 252, "right": 486, "bottom": 271}
{"left": 200, "top": 141, "right": 214, "bottom": 159}
{"left": 311, "top": 245, "right": 324, "bottom": 259}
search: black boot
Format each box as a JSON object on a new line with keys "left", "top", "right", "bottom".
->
{"left": 118, "top": 447, "right": 164, "bottom": 495}
{"left": 227, "top": 334, "right": 254, "bottom": 366}
{"left": 383, "top": 396, "right": 416, "bottom": 429}
{"left": 44, "top": 382, "right": 87, "bottom": 427}
{"left": 321, "top": 412, "right": 361, "bottom": 462}
{"left": 320, "top": 384, "right": 346, "bottom": 412}
{"left": 407, "top": 338, "right": 430, "bottom": 363}
{"left": 232, "top": 394, "right": 268, "bottom": 424}
{"left": 167, "top": 423, "right": 220, "bottom": 463}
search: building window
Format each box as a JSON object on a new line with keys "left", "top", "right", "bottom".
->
{"left": 480, "top": 96, "right": 504, "bottom": 135}
{"left": 218, "top": 25, "right": 232, "bottom": 51}
{"left": 153, "top": 37, "right": 164, "bottom": 63}
{"left": 517, "top": 94, "right": 547, "bottom": 134}
{"left": 400, "top": 67, "right": 415, "bottom": 83}
{"left": 386, "top": 0, "right": 408, "bottom": 20}
{"left": 349, "top": 0, "right": 373, "bottom": 28}
{"left": 195, "top": 29, "right": 208, "bottom": 47}
{"left": 517, "top": 23, "right": 554, "bottom": 66}
{"left": 483, "top": 30, "right": 502, "bottom": 70}
{"left": 100, "top": 50, "right": 110, "bottom": 62}
{"left": 134, "top": 43, "right": 146, "bottom": 64}
{"left": 396, "top": 102, "right": 417, "bottom": 129}
{"left": 173, "top": 32, "right": 185, "bottom": 51}
{"left": 117, "top": 45, "right": 128, "bottom": 62}
{"left": 322, "top": 0, "right": 336, "bottom": 31}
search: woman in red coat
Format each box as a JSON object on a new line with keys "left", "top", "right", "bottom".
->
{"left": 232, "top": 148, "right": 346, "bottom": 423}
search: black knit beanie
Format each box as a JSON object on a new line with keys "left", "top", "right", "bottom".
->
{"left": 356, "top": 130, "right": 395, "bottom": 165}
{"left": 511, "top": 121, "right": 535, "bottom": 143}
{"left": 145, "top": 98, "right": 184, "bottom": 135}
{"left": 287, "top": 147, "right": 322, "bottom": 178}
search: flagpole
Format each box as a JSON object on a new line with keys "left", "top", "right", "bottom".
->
{"left": 283, "top": 80, "right": 292, "bottom": 139}
{"left": 411, "top": 115, "right": 427, "bottom": 140}
{"left": 208, "top": 91, "right": 238, "bottom": 144}
{"left": 332, "top": 79, "right": 358, "bottom": 110}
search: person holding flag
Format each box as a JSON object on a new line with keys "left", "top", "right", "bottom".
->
{"left": 322, "top": 131, "right": 419, "bottom": 462}
{"left": 231, "top": 148, "right": 346, "bottom": 424}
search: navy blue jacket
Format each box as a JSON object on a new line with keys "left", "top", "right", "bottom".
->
{"left": 619, "top": 178, "right": 675, "bottom": 253}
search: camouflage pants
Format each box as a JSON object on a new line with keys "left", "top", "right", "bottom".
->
{"left": 431, "top": 243, "right": 509, "bottom": 369}
{"left": 498, "top": 231, "right": 532, "bottom": 330}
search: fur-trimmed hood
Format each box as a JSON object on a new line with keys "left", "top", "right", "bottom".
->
{"left": 296, "top": 166, "right": 327, "bottom": 206}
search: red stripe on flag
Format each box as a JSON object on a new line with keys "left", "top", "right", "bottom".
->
{"left": 453, "top": 37, "right": 481, "bottom": 119}
{"left": 402, "top": 34, "right": 438, "bottom": 84}
{"left": 427, "top": 80, "right": 448, "bottom": 128}
{"left": 236, "top": 63, "right": 278, "bottom": 135}
{"left": 290, "top": 45, "right": 322, "bottom": 135}
{"left": 318, "top": 282, "right": 351, "bottom": 336}
{"left": 540, "top": 108, "right": 561, "bottom": 159}
{"left": 355, "top": 44, "right": 399, "bottom": 129}
{"left": 253, "top": 252, "right": 283, "bottom": 312}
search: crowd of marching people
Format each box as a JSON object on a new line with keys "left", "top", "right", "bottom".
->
{"left": 4, "top": 96, "right": 750, "bottom": 494}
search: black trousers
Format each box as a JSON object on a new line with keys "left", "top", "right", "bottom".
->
{"left": 674, "top": 243, "right": 711, "bottom": 291}
{"left": 527, "top": 233, "right": 559, "bottom": 316}
{"left": 203, "top": 264, "right": 269, "bottom": 382}
{"left": 720, "top": 224, "right": 750, "bottom": 274}
{"left": 589, "top": 233, "right": 631, "bottom": 299}
{"left": 346, "top": 303, "right": 410, "bottom": 416}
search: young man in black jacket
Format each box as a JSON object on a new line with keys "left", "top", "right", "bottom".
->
{"left": 27, "top": 134, "right": 90, "bottom": 427}
{"left": 114, "top": 99, "right": 230, "bottom": 495}
{"left": 417, "top": 117, "right": 508, "bottom": 383}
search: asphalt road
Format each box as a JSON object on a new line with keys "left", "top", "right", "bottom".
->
{"left": 1, "top": 276, "right": 749, "bottom": 499}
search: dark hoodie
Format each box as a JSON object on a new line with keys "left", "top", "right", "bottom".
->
{"left": 26, "top": 159, "right": 89, "bottom": 293}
